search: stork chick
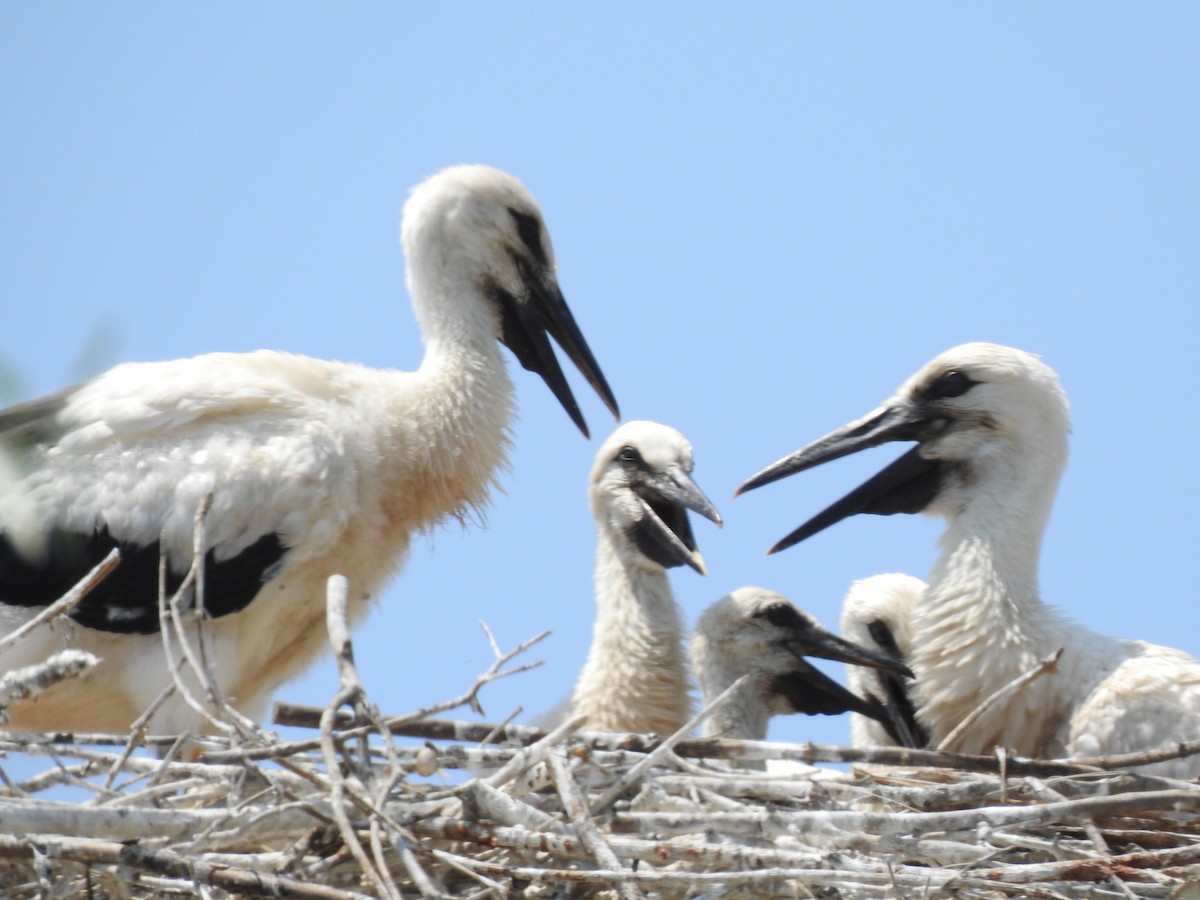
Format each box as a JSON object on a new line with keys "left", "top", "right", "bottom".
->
{"left": 739, "top": 342, "right": 1200, "bottom": 776}
{"left": 691, "top": 586, "right": 914, "bottom": 741}
{"left": 839, "top": 573, "right": 927, "bottom": 749}
{"left": 0, "top": 164, "right": 619, "bottom": 735}
{"left": 563, "top": 421, "right": 721, "bottom": 735}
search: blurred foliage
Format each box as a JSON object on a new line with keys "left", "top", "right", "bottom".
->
{"left": 0, "top": 318, "right": 121, "bottom": 405}
{"left": 0, "top": 359, "right": 27, "bottom": 405}
{"left": 69, "top": 318, "right": 122, "bottom": 387}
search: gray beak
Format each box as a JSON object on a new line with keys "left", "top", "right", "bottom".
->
{"left": 631, "top": 467, "right": 723, "bottom": 575}
{"left": 737, "top": 404, "right": 926, "bottom": 495}
{"left": 736, "top": 404, "right": 946, "bottom": 554}
{"left": 794, "top": 624, "right": 915, "bottom": 680}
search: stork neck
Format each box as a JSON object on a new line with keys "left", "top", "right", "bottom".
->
{"left": 698, "top": 667, "right": 770, "bottom": 741}
{"left": 929, "top": 431, "right": 1066, "bottom": 620}
{"left": 933, "top": 510, "right": 1044, "bottom": 615}
{"left": 570, "top": 534, "right": 691, "bottom": 735}
{"left": 369, "top": 274, "right": 515, "bottom": 534}
{"left": 913, "top": 447, "right": 1100, "bottom": 755}
{"left": 408, "top": 257, "right": 505, "bottom": 357}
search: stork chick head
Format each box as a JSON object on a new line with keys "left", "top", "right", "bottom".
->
{"left": 840, "top": 573, "right": 929, "bottom": 748}
{"left": 839, "top": 573, "right": 924, "bottom": 665}
{"left": 737, "top": 342, "right": 1070, "bottom": 553}
{"left": 402, "top": 164, "right": 619, "bottom": 437}
{"left": 693, "top": 586, "right": 915, "bottom": 719}
{"left": 590, "top": 420, "right": 722, "bottom": 575}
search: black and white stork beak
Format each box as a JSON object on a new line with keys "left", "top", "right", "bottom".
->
{"left": 786, "top": 617, "right": 915, "bottom": 682}
{"left": 497, "top": 258, "right": 620, "bottom": 439}
{"left": 768, "top": 613, "right": 917, "bottom": 727}
{"left": 631, "top": 467, "right": 723, "bottom": 575}
{"left": 869, "top": 669, "right": 927, "bottom": 750}
{"left": 736, "top": 403, "right": 947, "bottom": 555}
{"left": 861, "top": 617, "right": 928, "bottom": 749}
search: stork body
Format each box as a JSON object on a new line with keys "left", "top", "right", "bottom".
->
{"left": 691, "top": 586, "right": 913, "bottom": 741}
{"left": 0, "top": 164, "right": 618, "bottom": 734}
{"left": 560, "top": 421, "right": 721, "bottom": 735}
{"left": 839, "top": 573, "right": 926, "bottom": 748}
{"left": 739, "top": 343, "right": 1200, "bottom": 776}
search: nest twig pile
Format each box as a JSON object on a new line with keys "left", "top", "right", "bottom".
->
{"left": 1, "top": 571, "right": 1200, "bottom": 898}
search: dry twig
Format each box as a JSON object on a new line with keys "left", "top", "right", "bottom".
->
{"left": 3, "top": 568, "right": 1200, "bottom": 899}
{"left": 0, "top": 548, "right": 120, "bottom": 657}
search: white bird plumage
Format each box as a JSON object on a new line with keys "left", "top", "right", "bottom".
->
{"left": 839, "top": 573, "right": 926, "bottom": 748}
{"left": 691, "top": 585, "right": 913, "bottom": 741}
{"left": 0, "top": 164, "right": 618, "bottom": 735}
{"left": 556, "top": 421, "right": 721, "bottom": 735}
{"left": 740, "top": 342, "right": 1200, "bottom": 776}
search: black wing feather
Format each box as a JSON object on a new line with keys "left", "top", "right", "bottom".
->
{"left": 0, "top": 527, "right": 285, "bottom": 634}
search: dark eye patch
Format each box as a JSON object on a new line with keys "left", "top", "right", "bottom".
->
{"left": 755, "top": 602, "right": 805, "bottom": 630}
{"left": 867, "top": 619, "right": 903, "bottom": 658}
{"left": 617, "top": 445, "right": 642, "bottom": 466}
{"left": 922, "top": 369, "right": 976, "bottom": 401}
{"left": 508, "top": 208, "right": 548, "bottom": 267}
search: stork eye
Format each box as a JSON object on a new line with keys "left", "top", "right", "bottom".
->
{"left": 508, "top": 208, "right": 548, "bottom": 267}
{"left": 756, "top": 603, "right": 803, "bottom": 629}
{"left": 617, "top": 445, "right": 642, "bottom": 466}
{"left": 924, "top": 369, "right": 976, "bottom": 400}
{"left": 867, "top": 619, "right": 902, "bottom": 656}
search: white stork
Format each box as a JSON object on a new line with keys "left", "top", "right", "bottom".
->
{"left": 0, "top": 164, "right": 619, "bottom": 735}
{"left": 554, "top": 421, "right": 721, "bottom": 736}
{"left": 690, "top": 586, "right": 913, "bottom": 741}
{"left": 738, "top": 342, "right": 1200, "bottom": 776}
{"left": 839, "top": 573, "right": 927, "bottom": 749}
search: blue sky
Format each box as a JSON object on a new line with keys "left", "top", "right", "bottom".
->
{"left": 2, "top": 5, "right": 1199, "bottom": 756}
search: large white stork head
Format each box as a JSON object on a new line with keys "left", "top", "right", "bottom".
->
{"left": 692, "top": 586, "right": 915, "bottom": 724}
{"left": 402, "top": 164, "right": 619, "bottom": 437}
{"left": 590, "top": 421, "right": 722, "bottom": 575}
{"left": 736, "top": 342, "right": 1070, "bottom": 553}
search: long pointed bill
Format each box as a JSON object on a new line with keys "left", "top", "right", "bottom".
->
{"left": 497, "top": 265, "right": 619, "bottom": 439}
{"left": 795, "top": 627, "right": 915, "bottom": 680}
{"left": 535, "top": 281, "right": 620, "bottom": 425}
{"left": 874, "top": 672, "right": 927, "bottom": 749}
{"left": 631, "top": 468, "right": 723, "bottom": 575}
{"left": 768, "top": 446, "right": 943, "bottom": 554}
{"left": 768, "top": 625, "right": 919, "bottom": 721}
{"left": 736, "top": 403, "right": 926, "bottom": 496}
{"left": 732, "top": 402, "right": 945, "bottom": 554}
{"left": 770, "top": 663, "right": 900, "bottom": 720}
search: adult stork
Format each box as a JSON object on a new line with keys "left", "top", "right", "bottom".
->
{"left": 738, "top": 342, "right": 1200, "bottom": 775}
{"left": 839, "top": 573, "right": 927, "bottom": 749}
{"left": 690, "top": 586, "right": 913, "bottom": 742}
{"left": 555, "top": 421, "right": 721, "bottom": 735}
{"left": 0, "top": 164, "right": 619, "bottom": 735}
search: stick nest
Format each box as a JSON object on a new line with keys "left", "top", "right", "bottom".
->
{"left": 2, "top": 570, "right": 1200, "bottom": 899}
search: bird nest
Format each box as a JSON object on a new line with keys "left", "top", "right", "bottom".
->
{"left": 2, "top": 575, "right": 1200, "bottom": 899}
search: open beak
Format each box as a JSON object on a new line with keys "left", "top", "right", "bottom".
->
{"left": 793, "top": 623, "right": 915, "bottom": 681}
{"left": 767, "top": 623, "right": 916, "bottom": 724}
{"left": 497, "top": 260, "right": 620, "bottom": 439}
{"left": 736, "top": 403, "right": 947, "bottom": 554}
{"left": 631, "top": 468, "right": 722, "bottom": 575}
